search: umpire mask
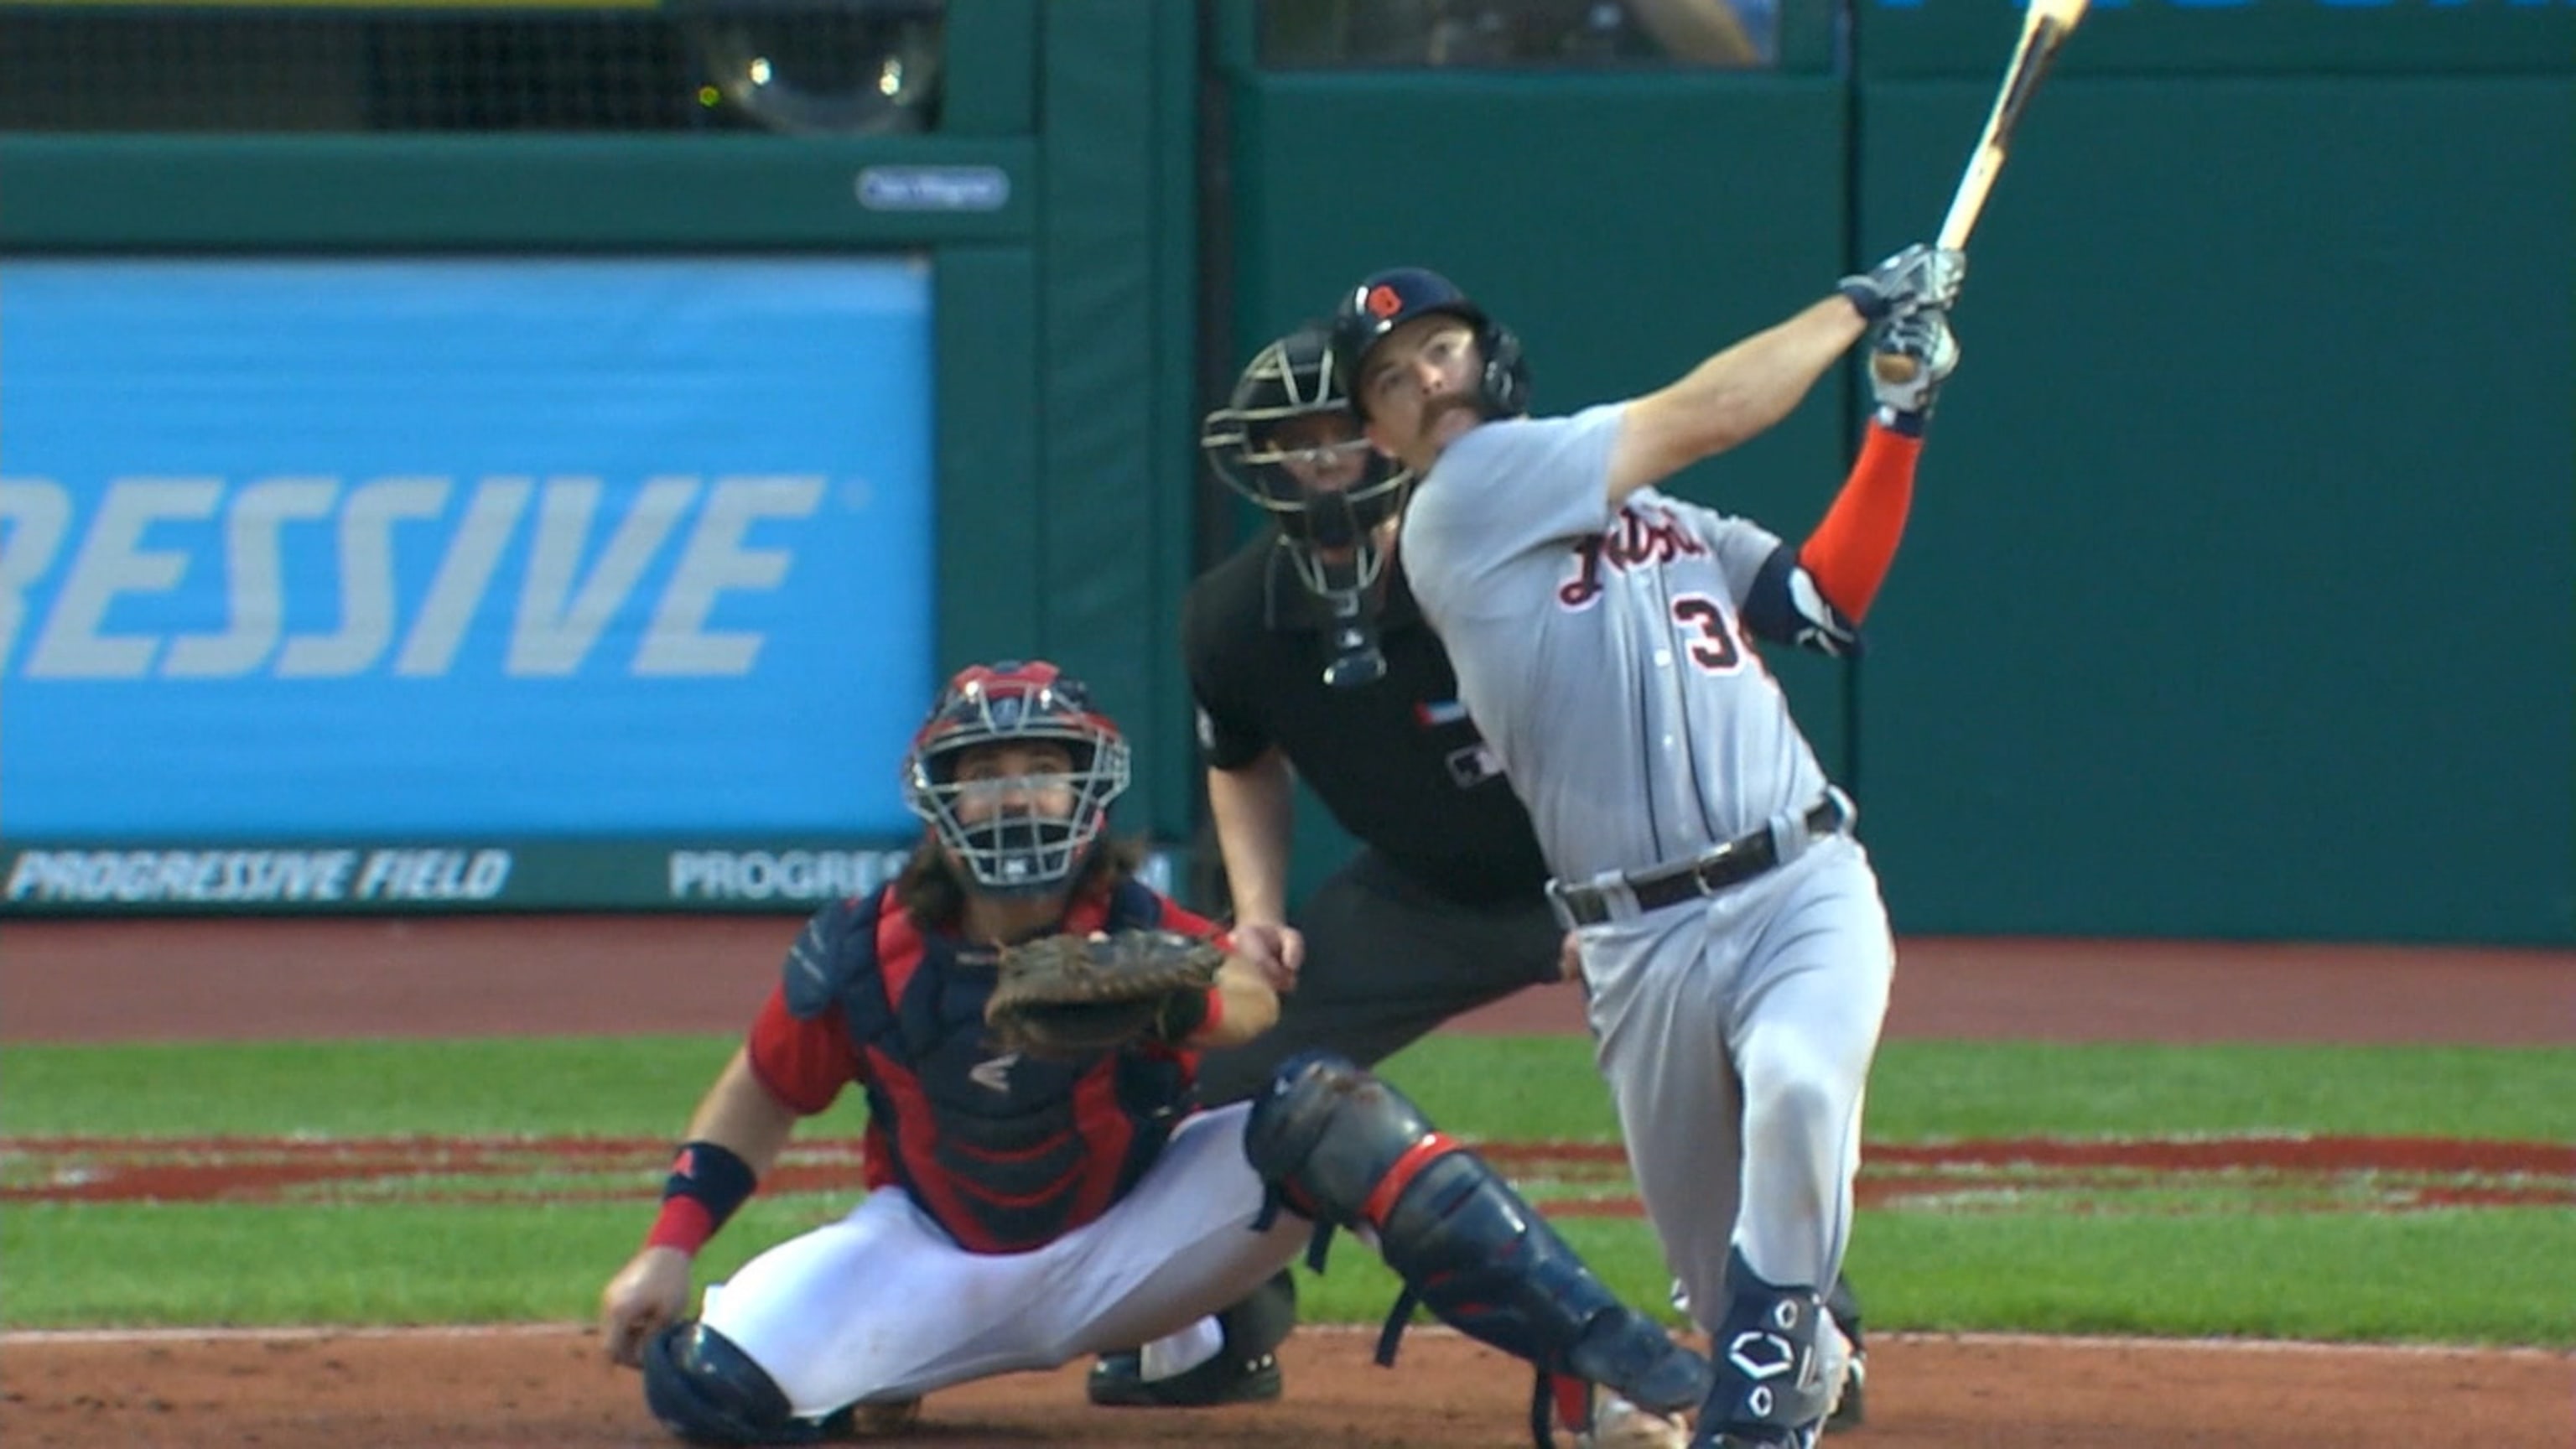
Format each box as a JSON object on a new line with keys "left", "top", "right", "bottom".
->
{"left": 1202, "top": 327, "right": 1413, "bottom": 686}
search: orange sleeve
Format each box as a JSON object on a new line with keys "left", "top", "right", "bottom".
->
{"left": 1796, "top": 421, "right": 1921, "bottom": 623}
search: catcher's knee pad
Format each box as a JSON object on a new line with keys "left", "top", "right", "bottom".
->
{"left": 1694, "top": 1248, "right": 1834, "bottom": 1445}
{"left": 641, "top": 1321, "right": 827, "bottom": 1446}
{"left": 1244, "top": 1052, "right": 1708, "bottom": 1415}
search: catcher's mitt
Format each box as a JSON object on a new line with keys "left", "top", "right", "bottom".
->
{"left": 984, "top": 928, "right": 1226, "bottom": 1060}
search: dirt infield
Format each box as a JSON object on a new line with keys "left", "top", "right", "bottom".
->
{"left": 2, "top": 917, "right": 2570, "bottom": 1446}
{"left": 5, "top": 917, "right": 2569, "bottom": 1044}
{"left": 4, "top": 1326, "right": 2568, "bottom": 1449}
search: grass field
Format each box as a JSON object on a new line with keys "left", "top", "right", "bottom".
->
{"left": 5, "top": 1034, "right": 2573, "bottom": 1344}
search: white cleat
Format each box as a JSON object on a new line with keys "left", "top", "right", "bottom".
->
{"left": 1579, "top": 1394, "right": 1692, "bottom": 1449}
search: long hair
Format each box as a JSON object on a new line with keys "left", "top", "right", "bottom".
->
{"left": 893, "top": 833, "right": 1146, "bottom": 931}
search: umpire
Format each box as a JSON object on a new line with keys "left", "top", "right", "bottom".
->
{"left": 1087, "top": 324, "right": 1867, "bottom": 1430}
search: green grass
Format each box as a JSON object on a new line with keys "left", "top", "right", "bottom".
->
{"left": 5, "top": 1033, "right": 2572, "bottom": 1340}
{"left": 1841, "top": 1208, "right": 2576, "bottom": 1345}
{"left": 1, "top": 1197, "right": 837, "bottom": 1327}
{"left": 0, "top": 1035, "right": 740, "bottom": 1138}
{"left": 10, "top": 1035, "right": 2573, "bottom": 1142}
{"left": 16, "top": 1198, "right": 2566, "bottom": 1346}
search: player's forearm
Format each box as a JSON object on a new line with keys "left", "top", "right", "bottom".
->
{"left": 1668, "top": 297, "right": 1866, "bottom": 456}
{"left": 1610, "top": 297, "right": 1867, "bottom": 504}
{"left": 683, "top": 1048, "right": 801, "bottom": 1178}
{"left": 643, "top": 1048, "right": 798, "bottom": 1258}
{"left": 1207, "top": 754, "right": 1296, "bottom": 925}
{"left": 1797, "top": 420, "right": 1921, "bottom": 623}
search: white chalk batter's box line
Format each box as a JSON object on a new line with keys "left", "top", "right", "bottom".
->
{"left": 3, "top": 1322, "right": 2561, "bottom": 1361}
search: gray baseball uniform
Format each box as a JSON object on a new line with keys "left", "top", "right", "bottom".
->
{"left": 1400, "top": 402, "right": 1895, "bottom": 1331}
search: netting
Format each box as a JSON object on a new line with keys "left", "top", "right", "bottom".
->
{"left": 0, "top": 0, "right": 947, "bottom": 133}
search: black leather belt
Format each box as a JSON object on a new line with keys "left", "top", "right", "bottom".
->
{"left": 1550, "top": 794, "right": 1850, "bottom": 928}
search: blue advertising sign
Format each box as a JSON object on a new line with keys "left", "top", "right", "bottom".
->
{"left": 0, "top": 257, "right": 934, "bottom": 838}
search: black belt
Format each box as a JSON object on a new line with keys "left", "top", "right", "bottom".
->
{"left": 1550, "top": 794, "right": 1850, "bottom": 928}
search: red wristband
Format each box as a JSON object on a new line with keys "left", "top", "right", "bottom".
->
{"left": 645, "top": 1197, "right": 717, "bottom": 1255}
{"left": 641, "top": 1140, "right": 756, "bottom": 1256}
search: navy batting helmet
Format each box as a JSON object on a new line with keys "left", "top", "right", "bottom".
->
{"left": 1328, "top": 267, "right": 1530, "bottom": 423}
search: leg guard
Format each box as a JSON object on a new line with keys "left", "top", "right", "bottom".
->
{"left": 1689, "top": 1249, "right": 1833, "bottom": 1449}
{"left": 1244, "top": 1052, "right": 1710, "bottom": 1415}
{"left": 641, "top": 1321, "right": 830, "bottom": 1446}
{"left": 1220, "top": 1267, "right": 1300, "bottom": 1362}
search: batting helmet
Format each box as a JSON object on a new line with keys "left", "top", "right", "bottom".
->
{"left": 901, "top": 661, "right": 1131, "bottom": 896}
{"left": 1328, "top": 267, "right": 1530, "bottom": 424}
{"left": 1201, "top": 323, "right": 1414, "bottom": 599}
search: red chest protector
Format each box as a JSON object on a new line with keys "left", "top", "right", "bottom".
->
{"left": 792, "top": 879, "right": 1197, "bottom": 1254}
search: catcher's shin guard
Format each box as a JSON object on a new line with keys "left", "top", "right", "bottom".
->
{"left": 1687, "top": 1249, "right": 1834, "bottom": 1449}
{"left": 1244, "top": 1052, "right": 1710, "bottom": 1417}
{"left": 641, "top": 1321, "right": 833, "bottom": 1446}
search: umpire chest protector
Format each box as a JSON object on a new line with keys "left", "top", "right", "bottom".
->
{"left": 783, "top": 880, "right": 1192, "bottom": 1254}
{"left": 1182, "top": 534, "right": 1554, "bottom": 907}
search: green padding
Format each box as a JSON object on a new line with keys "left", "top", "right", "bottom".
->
{"left": 936, "top": 246, "right": 1045, "bottom": 673}
{"left": 1854, "top": 76, "right": 2576, "bottom": 943}
{"left": 1037, "top": 0, "right": 1196, "bottom": 839}
{"left": 940, "top": 0, "right": 1039, "bottom": 136}
{"left": 0, "top": 841, "right": 1189, "bottom": 915}
{"left": 0, "top": 136, "right": 1035, "bottom": 250}
{"left": 1232, "top": 72, "right": 1859, "bottom": 903}
{"left": 1859, "top": 0, "right": 2576, "bottom": 80}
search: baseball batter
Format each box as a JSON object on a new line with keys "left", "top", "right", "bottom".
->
{"left": 1327, "top": 252, "right": 1962, "bottom": 1448}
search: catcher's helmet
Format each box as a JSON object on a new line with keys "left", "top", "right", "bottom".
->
{"left": 1328, "top": 267, "right": 1530, "bottom": 424}
{"left": 1201, "top": 324, "right": 1413, "bottom": 599}
{"left": 902, "top": 661, "right": 1131, "bottom": 895}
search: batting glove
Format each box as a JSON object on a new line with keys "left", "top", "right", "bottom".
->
{"left": 1838, "top": 242, "right": 1966, "bottom": 324}
{"left": 1868, "top": 307, "right": 1961, "bottom": 426}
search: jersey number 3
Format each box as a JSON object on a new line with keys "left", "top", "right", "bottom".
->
{"left": 1670, "top": 595, "right": 1748, "bottom": 674}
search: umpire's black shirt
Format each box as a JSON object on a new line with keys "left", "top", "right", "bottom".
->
{"left": 1181, "top": 528, "right": 1552, "bottom": 909}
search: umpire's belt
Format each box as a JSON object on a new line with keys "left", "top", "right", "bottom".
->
{"left": 1545, "top": 788, "right": 1854, "bottom": 929}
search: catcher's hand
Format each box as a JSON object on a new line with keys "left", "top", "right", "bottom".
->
{"left": 984, "top": 928, "right": 1226, "bottom": 1060}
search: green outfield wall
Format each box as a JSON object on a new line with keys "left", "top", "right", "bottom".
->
{"left": 4, "top": 0, "right": 2567, "bottom": 943}
{"left": 1216, "top": 0, "right": 2574, "bottom": 946}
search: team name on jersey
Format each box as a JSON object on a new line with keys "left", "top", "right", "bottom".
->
{"left": 1555, "top": 506, "right": 1709, "bottom": 609}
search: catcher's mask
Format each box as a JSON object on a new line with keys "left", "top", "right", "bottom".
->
{"left": 1201, "top": 325, "right": 1410, "bottom": 687}
{"left": 1328, "top": 266, "right": 1530, "bottom": 427}
{"left": 902, "top": 661, "right": 1131, "bottom": 896}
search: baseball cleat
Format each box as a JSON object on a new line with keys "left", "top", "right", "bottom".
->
{"left": 1824, "top": 1348, "right": 1865, "bottom": 1431}
{"left": 1085, "top": 1347, "right": 1283, "bottom": 1408}
{"left": 814, "top": 1396, "right": 922, "bottom": 1437}
{"left": 1576, "top": 1394, "right": 1693, "bottom": 1449}
{"left": 1818, "top": 1296, "right": 1864, "bottom": 1431}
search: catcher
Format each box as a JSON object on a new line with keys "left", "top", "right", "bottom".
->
{"left": 598, "top": 659, "right": 1711, "bottom": 1444}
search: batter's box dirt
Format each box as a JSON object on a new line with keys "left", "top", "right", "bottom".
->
{"left": 6, "top": 1135, "right": 2572, "bottom": 1214}
{"left": 0, "top": 1325, "right": 2567, "bottom": 1449}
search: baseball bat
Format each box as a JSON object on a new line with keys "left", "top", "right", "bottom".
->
{"left": 1872, "top": 0, "right": 2090, "bottom": 385}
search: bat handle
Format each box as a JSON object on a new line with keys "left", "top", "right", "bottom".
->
{"left": 1871, "top": 352, "right": 1921, "bottom": 386}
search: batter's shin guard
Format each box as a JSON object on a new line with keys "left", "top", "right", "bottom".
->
{"left": 1689, "top": 1249, "right": 1833, "bottom": 1449}
{"left": 641, "top": 1321, "right": 830, "bottom": 1446}
{"left": 1244, "top": 1052, "right": 1711, "bottom": 1418}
